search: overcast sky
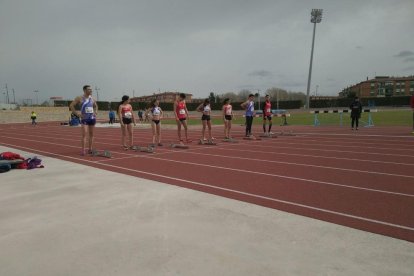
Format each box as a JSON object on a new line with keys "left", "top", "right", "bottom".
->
{"left": 1, "top": 0, "right": 413, "bottom": 103}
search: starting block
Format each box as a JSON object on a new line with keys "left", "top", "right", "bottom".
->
{"left": 91, "top": 150, "right": 112, "bottom": 158}
{"left": 198, "top": 139, "right": 217, "bottom": 145}
{"left": 243, "top": 135, "right": 262, "bottom": 141}
{"left": 170, "top": 143, "right": 189, "bottom": 149}
{"left": 131, "top": 145, "right": 155, "bottom": 153}
{"left": 222, "top": 138, "right": 238, "bottom": 143}
{"left": 277, "top": 130, "right": 295, "bottom": 136}
{"left": 259, "top": 133, "right": 277, "bottom": 138}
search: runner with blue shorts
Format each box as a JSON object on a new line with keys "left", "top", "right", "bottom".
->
{"left": 70, "top": 85, "right": 98, "bottom": 156}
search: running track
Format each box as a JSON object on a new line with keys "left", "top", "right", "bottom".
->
{"left": 1, "top": 122, "right": 413, "bottom": 242}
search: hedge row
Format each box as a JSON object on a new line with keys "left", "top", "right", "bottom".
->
{"left": 310, "top": 96, "right": 412, "bottom": 108}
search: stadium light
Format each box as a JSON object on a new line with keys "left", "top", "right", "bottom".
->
{"left": 306, "top": 9, "right": 323, "bottom": 109}
{"left": 34, "top": 90, "right": 39, "bottom": 105}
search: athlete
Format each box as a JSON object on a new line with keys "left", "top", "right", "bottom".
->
{"left": 174, "top": 93, "right": 191, "bottom": 143}
{"left": 30, "top": 111, "right": 37, "bottom": 126}
{"left": 262, "top": 94, "right": 273, "bottom": 135}
{"left": 240, "top": 94, "right": 255, "bottom": 137}
{"left": 118, "top": 95, "right": 136, "bottom": 149}
{"left": 70, "top": 85, "right": 98, "bottom": 155}
{"left": 222, "top": 98, "right": 234, "bottom": 140}
{"left": 149, "top": 99, "right": 163, "bottom": 146}
{"left": 196, "top": 98, "right": 213, "bottom": 143}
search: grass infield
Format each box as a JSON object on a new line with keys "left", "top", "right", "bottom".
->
{"left": 160, "top": 109, "right": 413, "bottom": 127}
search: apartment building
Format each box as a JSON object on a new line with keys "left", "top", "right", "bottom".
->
{"left": 339, "top": 76, "right": 414, "bottom": 97}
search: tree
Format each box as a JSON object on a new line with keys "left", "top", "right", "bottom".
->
{"left": 219, "top": 92, "right": 239, "bottom": 102}
{"left": 208, "top": 92, "right": 215, "bottom": 103}
{"left": 238, "top": 89, "right": 252, "bottom": 100}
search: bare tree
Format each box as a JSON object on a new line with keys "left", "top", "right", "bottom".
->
{"left": 238, "top": 89, "right": 252, "bottom": 100}
{"left": 219, "top": 92, "right": 240, "bottom": 101}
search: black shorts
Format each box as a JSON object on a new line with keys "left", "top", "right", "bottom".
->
{"left": 179, "top": 118, "right": 186, "bottom": 122}
{"left": 201, "top": 115, "right": 211, "bottom": 121}
{"left": 152, "top": 120, "right": 160, "bottom": 125}
{"left": 122, "top": 118, "right": 132, "bottom": 124}
{"left": 224, "top": 115, "right": 232, "bottom": 121}
{"left": 263, "top": 115, "right": 272, "bottom": 121}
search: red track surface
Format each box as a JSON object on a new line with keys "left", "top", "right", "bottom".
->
{"left": 1, "top": 122, "right": 414, "bottom": 242}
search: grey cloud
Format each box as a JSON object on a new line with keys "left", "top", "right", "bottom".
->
{"left": 1, "top": 0, "right": 414, "bottom": 101}
{"left": 248, "top": 70, "right": 273, "bottom": 78}
{"left": 394, "top": 51, "right": 414, "bottom": 57}
{"left": 403, "top": 66, "right": 414, "bottom": 72}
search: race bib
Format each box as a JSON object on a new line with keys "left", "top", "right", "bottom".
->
{"left": 266, "top": 108, "right": 271, "bottom": 113}
{"left": 179, "top": 109, "right": 185, "bottom": 115}
{"left": 124, "top": 112, "right": 132, "bottom": 118}
{"left": 85, "top": 107, "right": 94, "bottom": 113}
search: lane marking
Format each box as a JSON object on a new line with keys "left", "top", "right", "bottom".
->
{"left": 1, "top": 140, "right": 413, "bottom": 198}
{"left": 1, "top": 142, "right": 413, "bottom": 233}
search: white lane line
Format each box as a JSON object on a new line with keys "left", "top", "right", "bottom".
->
{"left": 172, "top": 150, "right": 414, "bottom": 179}
{"left": 207, "top": 147, "right": 414, "bottom": 167}
{"left": 1, "top": 136, "right": 414, "bottom": 198}
{"left": 1, "top": 142, "right": 413, "bottom": 233}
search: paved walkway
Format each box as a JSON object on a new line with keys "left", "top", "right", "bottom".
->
{"left": 0, "top": 145, "right": 413, "bottom": 276}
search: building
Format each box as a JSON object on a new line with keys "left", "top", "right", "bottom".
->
{"left": 130, "top": 92, "right": 193, "bottom": 103}
{"left": 339, "top": 76, "right": 414, "bottom": 98}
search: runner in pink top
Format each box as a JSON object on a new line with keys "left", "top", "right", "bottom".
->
{"left": 117, "top": 95, "right": 136, "bottom": 149}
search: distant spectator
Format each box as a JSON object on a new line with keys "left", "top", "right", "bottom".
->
{"left": 30, "top": 111, "right": 37, "bottom": 126}
{"left": 108, "top": 109, "right": 115, "bottom": 124}
{"left": 350, "top": 96, "right": 363, "bottom": 130}
{"left": 138, "top": 109, "right": 143, "bottom": 123}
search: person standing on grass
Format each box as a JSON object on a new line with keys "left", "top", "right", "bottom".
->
{"left": 262, "top": 94, "right": 273, "bottom": 135}
{"left": 411, "top": 94, "right": 414, "bottom": 134}
{"left": 30, "top": 111, "right": 37, "bottom": 126}
{"left": 70, "top": 85, "right": 98, "bottom": 156}
{"left": 196, "top": 98, "right": 213, "bottom": 143}
{"left": 350, "top": 96, "right": 363, "bottom": 130}
{"left": 174, "top": 93, "right": 191, "bottom": 143}
{"left": 108, "top": 109, "right": 115, "bottom": 124}
{"left": 118, "top": 95, "right": 136, "bottom": 149}
{"left": 149, "top": 99, "right": 163, "bottom": 146}
{"left": 138, "top": 109, "right": 143, "bottom": 123}
{"left": 241, "top": 94, "right": 255, "bottom": 137}
{"left": 222, "top": 98, "right": 234, "bottom": 140}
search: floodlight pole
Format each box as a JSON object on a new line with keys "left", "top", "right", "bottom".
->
{"left": 95, "top": 86, "right": 100, "bottom": 101}
{"left": 5, "top": 84, "right": 10, "bottom": 104}
{"left": 306, "top": 9, "right": 323, "bottom": 109}
{"left": 34, "top": 90, "right": 39, "bottom": 105}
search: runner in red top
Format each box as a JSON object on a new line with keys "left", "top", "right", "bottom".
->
{"left": 174, "top": 93, "right": 191, "bottom": 143}
{"left": 117, "top": 95, "right": 136, "bottom": 149}
{"left": 262, "top": 94, "right": 272, "bottom": 135}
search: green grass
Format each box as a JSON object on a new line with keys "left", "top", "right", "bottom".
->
{"left": 161, "top": 109, "right": 413, "bottom": 126}
{"left": 293, "top": 109, "right": 413, "bottom": 126}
